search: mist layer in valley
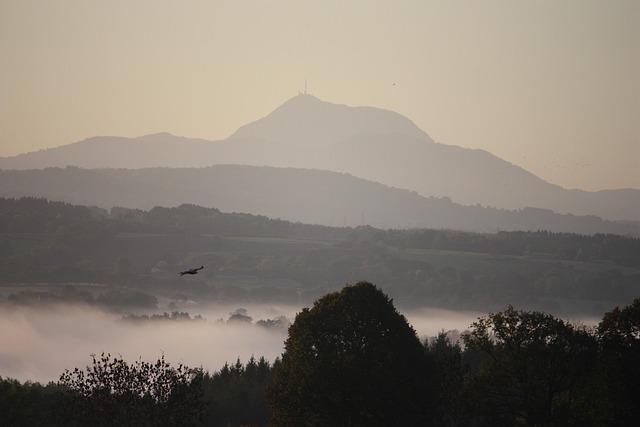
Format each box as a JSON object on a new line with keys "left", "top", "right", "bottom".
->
{"left": 0, "top": 302, "right": 495, "bottom": 383}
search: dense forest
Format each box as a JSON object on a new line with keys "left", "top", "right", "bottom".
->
{"left": 1, "top": 283, "right": 638, "bottom": 426}
{"left": 1, "top": 197, "right": 639, "bottom": 314}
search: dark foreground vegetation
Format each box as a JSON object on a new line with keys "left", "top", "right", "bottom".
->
{"left": 2, "top": 283, "right": 638, "bottom": 427}
{"left": 1, "top": 197, "right": 639, "bottom": 314}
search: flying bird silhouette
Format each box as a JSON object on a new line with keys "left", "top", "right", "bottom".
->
{"left": 179, "top": 265, "right": 204, "bottom": 276}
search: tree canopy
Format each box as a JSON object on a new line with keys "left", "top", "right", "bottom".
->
{"left": 597, "top": 298, "right": 640, "bottom": 426}
{"left": 462, "top": 306, "right": 601, "bottom": 426}
{"left": 59, "top": 353, "right": 203, "bottom": 427}
{"left": 268, "top": 281, "right": 432, "bottom": 426}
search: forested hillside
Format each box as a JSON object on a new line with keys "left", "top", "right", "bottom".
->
{"left": 2, "top": 197, "right": 638, "bottom": 314}
{"left": 1, "top": 166, "right": 639, "bottom": 235}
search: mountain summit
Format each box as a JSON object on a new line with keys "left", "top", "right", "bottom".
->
{"left": 0, "top": 94, "right": 638, "bottom": 221}
{"left": 230, "top": 94, "right": 430, "bottom": 146}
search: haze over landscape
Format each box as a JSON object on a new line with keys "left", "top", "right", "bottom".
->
{"left": 1, "top": 1, "right": 638, "bottom": 426}
{"left": 1, "top": 0, "right": 638, "bottom": 190}
{"left": 2, "top": 94, "right": 640, "bottom": 225}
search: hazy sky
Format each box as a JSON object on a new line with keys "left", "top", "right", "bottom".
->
{"left": 1, "top": 0, "right": 638, "bottom": 190}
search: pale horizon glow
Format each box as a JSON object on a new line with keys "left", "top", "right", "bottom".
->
{"left": 0, "top": 0, "right": 638, "bottom": 191}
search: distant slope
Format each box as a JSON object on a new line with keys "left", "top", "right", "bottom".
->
{"left": 2, "top": 197, "right": 639, "bottom": 314}
{"left": 0, "top": 166, "right": 637, "bottom": 236}
{"left": 0, "top": 133, "right": 217, "bottom": 170}
{"left": 1, "top": 94, "right": 638, "bottom": 221}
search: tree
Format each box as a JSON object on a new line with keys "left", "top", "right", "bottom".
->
{"left": 597, "top": 298, "right": 640, "bottom": 427}
{"left": 267, "top": 282, "right": 432, "bottom": 427}
{"left": 424, "top": 332, "right": 465, "bottom": 427}
{"left": 59, "top": 353, "right": 203, "bottom": 427}
{"left": 202, "top": 357, "right": 274, "bottom": 427}
{"left": 0, "top": 377, "right": 69, "bottom": 427}
{"left": 462, "top": 306, "right": 600, "bottom": 427}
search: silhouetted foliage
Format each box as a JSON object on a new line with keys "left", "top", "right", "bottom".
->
{"left": 597, "top": 298, "right": 640, "bottom": 426}
{"left": 121, "top": 311, "right": 204, "bottom": 323}
{"left": 227, "top": 308, "right": 253, "bottom": 324}
{"left": 202, "top": 356, "right": 275, "bottom": 427}
{"left": 2, "top": 288, "right": 640, "bottom": 426}
{"left": 268, "top": 282, "right": 433, "bottom": 426}
{"left": 59, "top": 353, "right": 204, "bottom": 427}
{"left": 424, "top": 332, "right": 465, "bottom": 427}
{"left": 0, "top": 378, "right": 69, "bottom": 427}
{"left": 461, "top": 307, "right": 601, "bottom": 426}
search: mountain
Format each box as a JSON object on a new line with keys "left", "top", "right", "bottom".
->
{"left": 1, "top": 94, "right": 638, "bottom": 221}
{"left": 0, "top": 165, "right": 637, "bottom": 236}
{"left": 229, "top": 94, "right": 429, "bottom": 145}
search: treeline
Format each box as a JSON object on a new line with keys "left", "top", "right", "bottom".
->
{"left": 2, "top": 283, "right": 639, "bottom": 426}
{"left": 120, "top": 310, "right": 290, "bottom": 331}
{"left": 2, "top": 197, "right": 639, "bottom": 266}
{"left": 1, "top": 355, "right": 275, "bottom": 427}
{"left": 121, "top": 311, "right": 205, "bottom": 323}
{"left": 0, "top": 197, "right": 342, "bottom": 241}
{"left": 2, "top": 197, "right": 640, "bottom": 314}
{"left": 378, "top": 228, "right": 640, "bottom": 266}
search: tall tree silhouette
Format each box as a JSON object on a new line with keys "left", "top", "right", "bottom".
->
{"left": 598, "top": 298, "right": 640, "bottom": 427}
{"left": 267, "top": 281, "right": 433, "bottom": 426}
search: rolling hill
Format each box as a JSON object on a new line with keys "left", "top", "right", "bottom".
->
{"left": 0, "top": 165, "right": 637, "bottom": 236}
{"left": 1, "top": 94, "right": 638, "bottom": 221}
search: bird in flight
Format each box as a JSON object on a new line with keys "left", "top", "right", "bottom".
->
{"left": 179, "top": 265, "right": 204, "bottom": 276}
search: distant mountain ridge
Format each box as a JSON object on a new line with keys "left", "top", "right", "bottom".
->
{"left": 0, "top": 165, "right": 637, "bottom": 236}
{"left": 230, "top": 94, "right": 429, "bottom": 145}
{"left": 1, "top": 94, "right": 638, "bottom": 221}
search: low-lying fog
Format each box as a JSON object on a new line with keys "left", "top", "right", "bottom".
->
{"left": 0, "top": 304, "right": 291, "bottom": 383}
{"left": 0, "top": 304, "right": 597, "bottom": 383}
